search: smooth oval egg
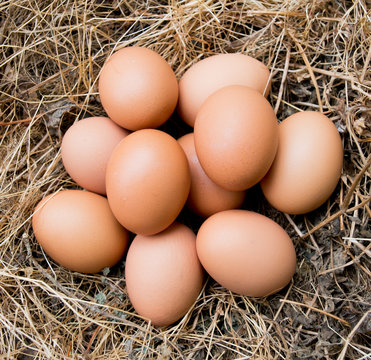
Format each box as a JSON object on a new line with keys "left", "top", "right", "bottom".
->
{"left": 177, "top": 133, "right": 245, "bottom": 217}
{"left": 99, "top": 46, "right": 178, "bottom": 130}
{"left": 178, "top": 53, "right": 271, "bottom": 127}
{"left": 106, "top": 129, "right": 191, "bottom": 235}
{"left": 196, "top": 210, "right": 296, "bottom": 297}
{"left": 32, "top": 190, "right": 129, "bottom": 273}
{"left": 125, "top": 222, "right": 204, "bottom": 326}
{"left": 194, "top": 85, "right": 278, "bottom": 191}
{"left": 61, "top": 117, "right": 129, "bottom": 195}
{"left": 260, "top": 111, "right": 343, "bottom": 214}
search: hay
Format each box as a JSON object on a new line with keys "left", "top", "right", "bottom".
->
{"left": 0, "top": 0, "right": 370, "bottom": 359}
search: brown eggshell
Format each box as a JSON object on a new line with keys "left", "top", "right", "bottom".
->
{"left": 196, "top": 210, "right": 296, "bottom": 297}
{"left": 178, "top": 53, "right": 271, "bottom": 127}
{"left": 99, "top": 46, "right": 178, "bottom": 130}
{"left": 194, "top": 85, "right": 278, "bottom": 191}
{"left": 125, "top": 222, "right": 204, "bottom": 326}
{"left": 61, "top": 117, "right": 129, "bottom": 195}
{"left": 32, "top": 190, "right": 129, "bottom": 273}
{"left": 106, "top": 129, "right": 191, "bottom": 235}
{"left": 177, "top": 133, "right": 245, "bottom": 217}
{"left": 260, "top": 111, "right": 343, "bottom": 214}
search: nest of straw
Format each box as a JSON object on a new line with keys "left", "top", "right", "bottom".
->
{"left": 0, "top": 1, "right": 370, "bottom": 359}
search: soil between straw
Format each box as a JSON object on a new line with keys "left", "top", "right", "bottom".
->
{"left": 0, "top": 1, "right": 370, "bottom": 359}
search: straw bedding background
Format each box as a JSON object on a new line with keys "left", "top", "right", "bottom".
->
{"left": 0, "top": 0, "right": 370, "bottom": 359}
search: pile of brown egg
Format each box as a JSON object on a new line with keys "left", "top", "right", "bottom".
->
{"left": 32, "top": 47, "right": 343, "bottom": 326}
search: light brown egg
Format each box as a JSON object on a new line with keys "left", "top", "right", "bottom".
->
{"left": 194, "top": 85, "right": 278, "bottom": 191}
{"left": 61, "top": 117, "right": 129, "bottom": 195}
{"left": 106, "top": 129, "right": 191, "bottom": 235}
{"left": 178, "top": 53, "right": 271, "bottom": 127}
{"left": 32, "top": 190, "right": 129, "bottom": 273}
{"left": 260, "top": 111, "right": 343, "bottom": 214}
{"left": 196, "top": 210, "right": 296, "bottom": 297}
{"left": 125, "top": 222, "right": 204, "bottom": 326}
{"left": 99, "top": 46, "right": 178, "bottom": 130}
{"left": 177, "top": 133, "right": 245, "bottom": 217}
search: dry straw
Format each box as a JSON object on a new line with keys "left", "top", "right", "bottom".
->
{"left": 0, "top": 0, "right": 370, "bottom": 359}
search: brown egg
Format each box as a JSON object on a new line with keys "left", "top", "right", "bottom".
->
{"left": 106, "top": 129, "right": 191, "bottom": 235}
{"left": 178, "top": 53, "right": 271, "bottom": 127}
{"left": 177, "top": 133, "right": 245, "bottom": 217}
{"left": 125, "top": 222, "right": 204, "bottom": 326}
{"left": 61, "top": 117, "right": 129, "bottom": 195}
{"left": 196, "top": 210, "right": 296, "bottom": 297}
{"left": 32, "top": 190, "right": 129, "bottom": 273}
{"left": 99, "top": 46, "right": 178, "bottom": 130}
{"left": 260, "top": 111, "right": 343, "bottom": 214}
{"left": 194, "top": 85, "right": 278, "bottom": 191}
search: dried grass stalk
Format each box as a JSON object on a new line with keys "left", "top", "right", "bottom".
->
{"left": 1, "top": 1, "right": 370, "bottom": 359}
